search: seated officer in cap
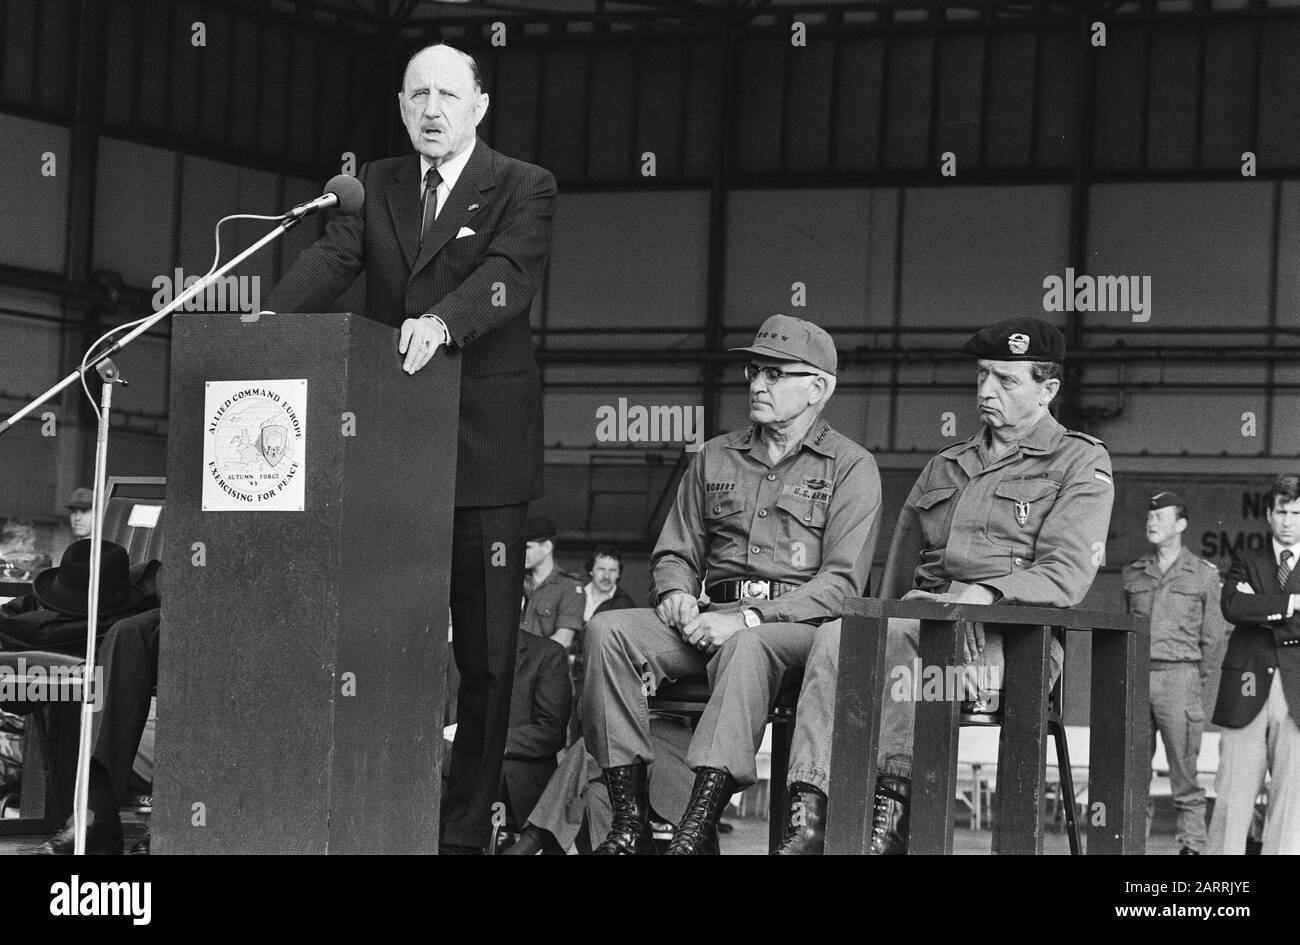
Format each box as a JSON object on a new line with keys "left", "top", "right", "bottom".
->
{"left": 582, "top": 314, "right": 881, "bottom": 855}
{"left": 1122, "top": 491, "right": 1227, "bottom": 855}
{"left": 773, "top": 316, "right": 1113, "bottom": 855}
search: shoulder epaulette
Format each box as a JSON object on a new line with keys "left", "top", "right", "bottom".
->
{"left": 1064, "top": 430, "right": 1106, "bottom": 448}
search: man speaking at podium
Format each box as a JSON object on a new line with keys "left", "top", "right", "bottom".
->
{"left": 265, "top": 42, "right": 556, "bottom": 853}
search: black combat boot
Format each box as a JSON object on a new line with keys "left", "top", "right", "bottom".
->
{"left": 869, "top": 774, "right": 911, "bottom": 855}
{"left": 772, "top": 782, "right": 827, "bottom": 855}
{"left": 593, "top": 763, "right": 657, "bottom": 855}
{"left": 665, "top": 767, "right": 736, "bottom": 855}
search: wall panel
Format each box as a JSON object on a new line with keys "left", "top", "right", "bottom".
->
{"left": 1146, "top": 29, "right": 1199, "bottom": 170}
{"left": 833, "top": 35, "right": 885, "bottom": 173}
{"left": 984, "top": 31, "right": 1036, "bottom": 169}
{"left": 883, "top": 34, "right": 933, "bottom": 170}
{"left": 933, "top": 33, "right": 984, "bottom": 170}
{"left": 1088, "top": 182, "right": 1273, "bottom": 331}
{"left": 637, "top": 41, "right": 687, "bottom": 181}
{"left": 0, "top": 298, "right": 65, "bottom": 402}
{"left": 539, "top": 46, "right": 587, "bottom": 181}
{"left": 547, "top": 191, "right": 710, "bottom": 340}
{"left": 734, "top": 38, "right": 787, "bottom": 176}
{"left": 586, "top": 44, "right": 636, "bottom": 181}
{"left": 726, "top": 188, "right": 896, "bottom": 330}
{"left": 899, "top": 185, "right": 1070, "bottom": 328}
{"left": 785, "top": 37, "right": 835, "bottom": 174}
{"left": 1100, "top": 392, "right": 1268, "bottom": 455}
{"left": 1092, "top": 25, "right": 1146, "bottom": 171}
{"left": 94, "top": 137, "right": 178, "bottom": 288}
{"left": 1258, "top": 21, "right": 1300, "bottom": 167}
{"left": 1201, "top": 25, "right": 1255, "bottom": 169}
{"left": 0, "top": 115, "right": 71, "bottom": 272}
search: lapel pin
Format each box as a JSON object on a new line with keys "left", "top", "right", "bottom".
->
{"left": 467, "top": 203, "right": 479, "bottom": 212}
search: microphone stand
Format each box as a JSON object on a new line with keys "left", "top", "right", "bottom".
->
{"left": 0, "top": 207, "right": 313, "bottom": 855}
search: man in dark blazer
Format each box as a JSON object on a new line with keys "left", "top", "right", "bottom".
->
{"left": 265, "top": 42, "right": 556, "bottom": 852}
{"left": 1207, "top": 473, "right": 1300, "bottom": 854}
{"left": 501, "top": 632, "right": 572, "bottom": 829}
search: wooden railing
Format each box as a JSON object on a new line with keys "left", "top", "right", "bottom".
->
{"left": 825, "top": 598, "right": 1150, "bottom": 855}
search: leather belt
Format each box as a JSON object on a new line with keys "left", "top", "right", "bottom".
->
{"left": 707, "top": 578, "right": 801, "bottom": 603}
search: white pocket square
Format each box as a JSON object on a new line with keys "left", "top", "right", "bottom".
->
{"left": 455, "top": 227, "right": 476, "bottom": 239}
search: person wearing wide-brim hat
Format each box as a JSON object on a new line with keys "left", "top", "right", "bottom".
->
{"left": 0, "top": 540, "right": 157, "bottom": 656}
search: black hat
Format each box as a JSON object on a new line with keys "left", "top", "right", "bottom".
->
{"left": 64, "top": 487, "right": 94, "bottom": 511}
{"left": 961, "top": 317, "right": 1065, "bottom": 363}
{"left": 525, "top": 516, "right": 557, "bottom": 543}
{"left": 1148, "top": 491, "right": 1186, "bottom": 512}
{"left": 32, "top": 539, "right": 150, "bottom": 619}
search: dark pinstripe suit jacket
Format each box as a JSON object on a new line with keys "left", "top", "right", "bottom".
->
{"left": 266, "top": 139, "right": 556, "bottom": 507}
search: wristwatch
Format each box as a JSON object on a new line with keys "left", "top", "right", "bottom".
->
{"left": 742, "top": 607, "right": 763, "bottom": 628}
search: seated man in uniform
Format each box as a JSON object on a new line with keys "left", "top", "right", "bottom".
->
{"left": 499, "top": 630, "right": 572, "bottom": 832}
{"left": 772, "top": 317, "right": 1114, "bottom": 855}
{"left": 583, "top": 314, "right": 882, "bottom": 855}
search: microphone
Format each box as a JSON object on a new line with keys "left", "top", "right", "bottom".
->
{"left": 284, "top": 174, "right": 365, "bottom": 222}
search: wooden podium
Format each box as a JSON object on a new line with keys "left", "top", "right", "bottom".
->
{"left": 153, "top": 313, "right": 460, "bottom": 854}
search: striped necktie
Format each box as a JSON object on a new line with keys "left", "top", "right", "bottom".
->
{"left": 1279, "top": 549, "right": 1293, "bottom": 590}
{"left": 420, "top": 167, "right": 442, "bottom": 247}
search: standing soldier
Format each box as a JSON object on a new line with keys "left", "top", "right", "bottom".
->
{"left": 520, "top": 516, "right": 586, "bottom": 656}
{"left": 1122, "top": 491, "right": 1228, "bottom": 855}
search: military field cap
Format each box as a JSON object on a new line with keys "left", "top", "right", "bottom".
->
{"left": 65, "top": 487, "right": 94, "bottom": 511}
{"left": 526, "top": 516, "right": 557, "bottom": 542}
{"left": 729, "top": 314, "right": 838, "bottom": 376}
{"left": 1148, "top": 491, "right": 1186, "bottom": 511}
{"left": 961, "top": 317, "right": 1065, "bottom": 363}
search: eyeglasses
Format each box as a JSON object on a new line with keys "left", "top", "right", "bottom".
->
{"left": 744, "top": 363, "right": 821, "bottom": 384}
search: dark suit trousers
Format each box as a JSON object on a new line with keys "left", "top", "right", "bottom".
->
{"left": 442, "top": 503, "right": 529, "bottom": 847}
{"left": 90, "top": 608, "right": 160, "bottom": 806}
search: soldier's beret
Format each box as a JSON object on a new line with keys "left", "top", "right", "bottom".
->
{"left": 961, "top": 317, "right": 1065, "bottom": 363}
{"left": 526, "top": 516, "right": 558, "bottom": 541}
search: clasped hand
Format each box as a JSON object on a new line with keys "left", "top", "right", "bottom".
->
{"left": 656, "top": 590, "right": 745, "bottom": 655}
{"left": 901, "top": 583, "right": 997, "bottom": 663}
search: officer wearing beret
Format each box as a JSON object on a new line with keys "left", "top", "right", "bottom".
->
{"left": 1122, "top": 492, "right": 1226, "bottom": 855}
{"left": 582, "top": 314, "right": 882, "bottom": 854}
{"left": 774, "top": 316, "right": 1114, "bottom": 855}
{"left": 520, "top": 515, "right": 585, "bottom": 654}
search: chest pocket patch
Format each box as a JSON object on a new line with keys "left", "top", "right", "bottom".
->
{"left": 706, "top": 496, "right": 746, "bottom": 520}
{"left": 1168, "top": 583, "right": 1204, "bottom": 627}
{"left": 914, "top": 486, "right": 958, "bottom": 542}
{"left": 776, "top": 493, "right": 828, "bottom": 528}
{"left": 993, "top": 478, "right": 1061, "bottom": 532}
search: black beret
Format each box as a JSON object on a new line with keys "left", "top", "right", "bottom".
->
{"left": 525, "top": 516, "right": 557, "bottom": 542}
{"left": 960, "top": 317, "right": 1065, "bottom": 363}
{"left": 1148, "top": 491, "right": 1186, "bottom": 512}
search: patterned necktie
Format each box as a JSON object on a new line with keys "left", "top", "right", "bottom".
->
{"left": 1279, "top": 549, "right": 1293, "bottom": 590}
{"left": 420, "top": 167, "right": 442, "bottom": 247}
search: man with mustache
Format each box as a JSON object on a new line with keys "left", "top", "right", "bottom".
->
{"left": 265, "top": 42, "right": 556, "bottom": 853}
